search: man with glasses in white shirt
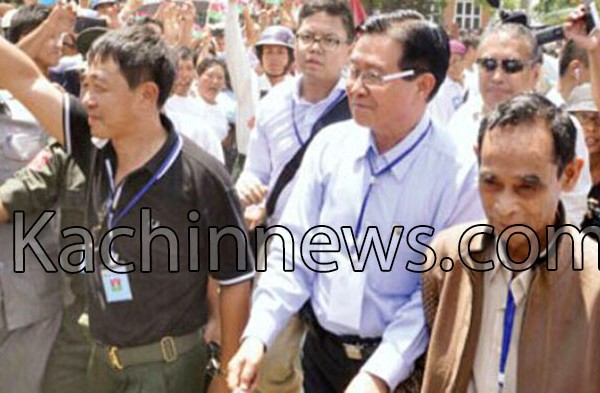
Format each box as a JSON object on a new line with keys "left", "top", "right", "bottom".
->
{"left": 229, "top": 10, "right": 484, "bottom": 393}
{"left": 234, "top": 1, "right": 354, "bottom": 392}
{"left": 447, "top": 23, "right": 592, "bottom": 225}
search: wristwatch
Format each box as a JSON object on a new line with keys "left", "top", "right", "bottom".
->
{"left": 205, "top": 341, "right": 222, "bottom": 378}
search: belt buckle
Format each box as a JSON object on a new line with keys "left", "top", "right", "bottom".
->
{"left": 108, "top": 346, "right": 124, "bottom": 371}
{"left": 160, "top": 336, "right": 178, "bottom": 363}
{"left": 342, "top": 343, "right": 364, "bottom": 360}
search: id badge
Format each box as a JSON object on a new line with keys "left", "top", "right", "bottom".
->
{"left": 101, "top": 265, "right": 133, "bottom": 303}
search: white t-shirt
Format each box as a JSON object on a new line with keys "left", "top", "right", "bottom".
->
{"left": 166, "top": 111, "right": 225, "bottom": 164}
{"left": 165, "top": 94, "right": 229, "bottom": 142}
{"left": 428, "top": 77, "right": 467, "bottom": 126}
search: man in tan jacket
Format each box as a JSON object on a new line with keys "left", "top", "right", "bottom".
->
{"left": 421, "top": 93, "right": 600, "bottom": 393}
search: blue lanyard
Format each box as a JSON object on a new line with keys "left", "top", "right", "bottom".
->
{"left": 104, "top": 133, "right": 183, "bottom": 229}
{"left": 354, "top": 122, "right": 432, "bottom": 236}
{"left": 290, "top": 91, "right": 345, "bottom": 146}
{"left": 498, "top": 285, "right": 516, "bottom": 391}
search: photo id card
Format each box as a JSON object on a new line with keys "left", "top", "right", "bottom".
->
{"left": 101, "top": 266, "right": 133, "bottom": 303}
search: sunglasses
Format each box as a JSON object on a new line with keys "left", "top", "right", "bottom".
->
{"left": 476, "top": 57, "right": 533, "bottom": 74}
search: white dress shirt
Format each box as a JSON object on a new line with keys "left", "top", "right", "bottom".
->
{"left": 237, "top": 75, "right": 347, "bottom": 223}
{"left": 468, "top": 245, "right": 533, "bottom": 393}
{"left": 243, "top": 114, "right": 485, "bottom": 389}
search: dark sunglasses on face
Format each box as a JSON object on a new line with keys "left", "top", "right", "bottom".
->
{"left": 476, "top": 57, "right": 533, "bottom": 74}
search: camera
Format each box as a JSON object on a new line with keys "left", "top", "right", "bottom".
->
{"left": 534, "top": 1, "right": 599, "bottom": 46}
{"left": 488, "top": 0, "right": 600, "bottom": 46}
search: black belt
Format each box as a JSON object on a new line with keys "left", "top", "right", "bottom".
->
{"left": 300, "top": 303, "right": 381, "bottom": 361}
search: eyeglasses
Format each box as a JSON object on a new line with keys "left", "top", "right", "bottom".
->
{"left": 476, "top": 57, "right": 534, "bottom": 74}
{"left": 296, "top": 32, "right": 346, "bottom": 50}
{"left": 347, "top": 65, "right": 416, "bottom": 87}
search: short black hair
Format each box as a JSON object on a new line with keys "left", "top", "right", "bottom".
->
{"left": 559, "top": 39, "right": 589, "bottom": 77}
{"left": 196, "top": 56, "right": 230, "bottom": 89}
{"left": 133, "top": 16, "right": 164, "bottom": 33}
{"left": 478, "top": 93, "right": 576, "bottom": 175}
{"left": 177, "top": 46, "right": 198, "bottom": 66}
{"left": 87, "top": 25, "right": 176, "bottom": 108}
{"left": 196, "top": 56, "right": 226, "bottom": 76}
{"left": 357, "top": 10, "right": 449, "bottom": 101}
{"left": 298, "top": 0, "right": 354, "bottom": 42}
{"left": 480, "top": 23, "right": 542, "bottom": 64}
{"left": 8, "top": 5, "right": 50, "bottom": 44}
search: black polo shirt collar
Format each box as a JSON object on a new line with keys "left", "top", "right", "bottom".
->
{"left": 102, "top": 113, "right": 179, "bottom": 181}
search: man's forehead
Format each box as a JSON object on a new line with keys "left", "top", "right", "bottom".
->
{"left": 297, "top": 12, "right": 347, "bottom": 37}
{"left": 350, "top": 35, "right": 399, "bottom": 69}
{"left": 479, "top": 33, "right": 531, "bottom": 58}
{"left": 480, "top": 123, "right": 556, "bottom": 165}
{"left": 86, "top": 58, "right": 121, "bottom": 80}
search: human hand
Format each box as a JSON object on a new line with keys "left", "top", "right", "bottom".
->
{"left": 564, "top": 4, "right": 600, "bottom": 52}
{"left": 226, "top": 337, "right": 265, "bottom": 392}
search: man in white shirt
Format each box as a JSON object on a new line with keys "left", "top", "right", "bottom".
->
{"left": 462, "top": 35, "right": 480, "bottom": 97}
{"left": 429, "top": 39, "right": 468, "bottom": 125}
{"left": 447, "top": 23, "right": 591, "bottom": 224}
{"left": 228, "top": 10, "right": 484, "bottom": 393}
{"left": 224, "top": 0, "right": 295, "bottom": 172}
{"left": 164, "top": 48, "right": 225, "bottom": 163}
{"left": 234, "top": 2, "right": 354, "bottom": 392}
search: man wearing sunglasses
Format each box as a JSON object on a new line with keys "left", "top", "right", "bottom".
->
{"left": 228, "top": 10, "right": 484, "bottom": 393}
{"left": 447, "top": 22, "right": 592, "bottom": 225}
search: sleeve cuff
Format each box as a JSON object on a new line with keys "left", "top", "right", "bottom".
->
{"left": 242, "top": 310, "right": 282, "bottom": 349}
{"left": 216, "top": 271, "right": 255, "bottom": 286}
{"left": 361, "top": 342, "right": 413, "bottom": 391}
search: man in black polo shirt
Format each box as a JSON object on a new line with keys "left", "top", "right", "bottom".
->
{"left": 0, "top": 25, "right": 253, "bottom": 393}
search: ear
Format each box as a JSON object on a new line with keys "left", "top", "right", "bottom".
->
{"left": 137, "top": 81, "right": 160, "bottom": 108}
{"left": 569, "top": 60, "right": 582, "bottom": 81}
{"left": 417, "top": 73, "right": 437, "bottom": 102}
{"left": 530, "top": 63, "right": 542, "bottom": 88}
{"left": 569, "top": 60, "right": 581, "bottom": 74}
{"left": 560, "top": 157, "right": 584, "bottom": 192}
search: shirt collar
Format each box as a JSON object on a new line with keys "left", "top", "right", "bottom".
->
{"left": 360, "top": 113, "right": 433, "bottom": 180}
{"left": 105, "top": 113, "right": 179, "bottom": 177}
{"left": 292, "top": 75, "right": 346, "bottom": 106}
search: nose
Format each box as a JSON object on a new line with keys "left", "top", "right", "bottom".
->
{"left": 492, "top": 191, "right": 518, "bottom": 222}
{"left": 308, "top": 39, "right": 324, "bottom": 53}
{"left": 490, "top": 66, "right": 506, "bottom": 83}
{"left": 346, "top": 75, "right": 367, "bottom": 98}
{"left": 82, "top": 90, "right": 97, "bottom": 109}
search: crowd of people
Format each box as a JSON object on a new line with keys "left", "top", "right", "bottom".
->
{"left": 0, "top": 0, "right": 600, "bottom": 392}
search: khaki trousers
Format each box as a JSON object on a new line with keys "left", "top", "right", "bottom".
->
{"left": 255, "top": 244, "right": 305, "bottom": 393}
